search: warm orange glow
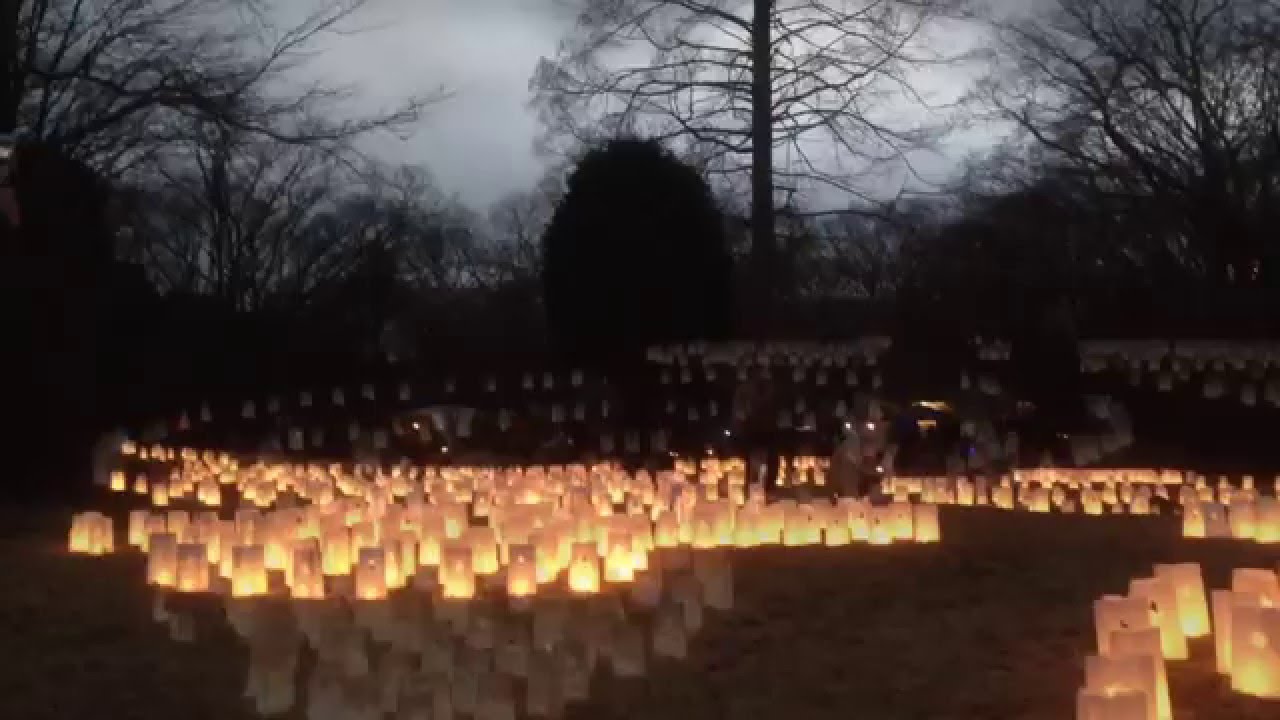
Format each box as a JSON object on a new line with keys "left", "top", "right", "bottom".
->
{"left": 603, "top": 532, "right": 636, "bottom": 583}
{"left": 467, "top": 527, "right": 501, "bottom": 576}
{"left": 441, "top": 544, "right": 476, "bottom": 599}
{"left": 84, "top": 447, "right": 950, "bottom": 608}
{"left": 354, "top": 546, "right": 387, "bottom": 600}
{"left": 321, "top": 529, "right": 351, "bottom": 576}
{"left": 568, "top": 542, "right": 600, "bottom": 594}
{"left": 146, "top": 532, "right": 179, "bottom": 587}
{"left": 68, "top": 512, "right": 114, "bottom": 555}
{"left": 507, "top": 556, "right": 537, "bottom": 598}
{"left": 290, "top": 546, "right": 325, "bottom": 599}
{"left": 230, "top": 545, "right": 268, "bottom": 597}
{"left": 175, "top": 543, "right": 210, "bottom": 592}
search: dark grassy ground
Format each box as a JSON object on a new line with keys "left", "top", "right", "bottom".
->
{"left": 1, "top": 506, "right": 1277, "bottom": 719}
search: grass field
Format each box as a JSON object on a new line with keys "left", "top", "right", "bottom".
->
{"left": 2, "top": 506, "right": 1278, "bottom": 719}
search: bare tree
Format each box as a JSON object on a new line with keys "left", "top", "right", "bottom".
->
{"left": 351, "top": 165, "right": 489, "bottom": 293}
{"left": 808, "top": 210, "right": 902, "bottom": 298}
{"left": 531, "top": 0, "right": 973, "bottom": 305}
{"left": 485, "top": 166, "right": 567, "bottom": 284}
{"left": 121, "top": 123, "right": 366, "bottom": 310}
{"left": 5, "top": 0, "right": 445, "bottom": 176}
{"left": 124, "top": 137, "right": 495, "bottom": 313}
{"left": 486, "top": 196, "right": 546, "bottom": 284}
{"left": 983, "top": 0, "right": 1280, "bottom": 287}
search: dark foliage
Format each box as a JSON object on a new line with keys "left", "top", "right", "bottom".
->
{"left": 4, "top": 142, "right": 116, "bottom": 501}
{"left": 541, "top": 137, "right": 733, "bottom": 365}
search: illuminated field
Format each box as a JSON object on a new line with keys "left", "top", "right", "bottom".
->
{"left": 6, "top": 503, "right": 1274, "bottom": 719}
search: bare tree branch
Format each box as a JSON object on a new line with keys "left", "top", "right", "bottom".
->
{"left": 7, "top": 0, "right": 447, "bottom": 178}
{"left": 981, "top": 0, "right": 1280, "bottom": 286}
{"left": 531, "top": 0, "right": 976, "bottom": 215}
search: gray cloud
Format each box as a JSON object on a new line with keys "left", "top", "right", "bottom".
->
{"left": 289, "top": 0, "right": 572, "bottom": 208}
{"left": 293, "top": 0, "right": 1008, "bottom": 211}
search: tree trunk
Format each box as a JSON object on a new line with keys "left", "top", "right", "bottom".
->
{"left": 749, "top": 0, "right": 775, "bottom": 335}
{"left": 0, "top": 0, "right": 18, "bottom": 133}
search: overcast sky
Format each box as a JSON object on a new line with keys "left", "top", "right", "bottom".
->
{"left": 295, "top": 0, "right": 1009, "bottom": 211}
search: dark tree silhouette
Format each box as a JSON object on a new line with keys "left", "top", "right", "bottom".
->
{"left": 983, "top": 0, "right": 1280, "bottom": 289}
{"left": 532, "top": 0, "right": 972, "bottom": 316}
{"left": 4, "top": 141, "right": 117, "bottom": 501}
{"left": 2, "top": 0, "right": 443, "bottom": 175}
{"left": 541, "top": 137, "right": 732, "bottom": 365}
